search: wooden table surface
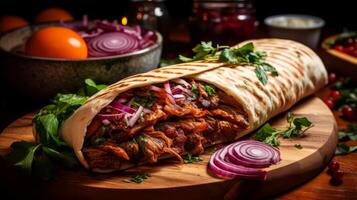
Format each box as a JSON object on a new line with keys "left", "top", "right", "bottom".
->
{"left": 275, "top": 87, "right": 357, "bottom": 200}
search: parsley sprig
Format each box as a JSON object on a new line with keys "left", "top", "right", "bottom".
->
{"left": 123, "top": 173, "right": 151, "bottom": 183}
{"left": 335, "top": 124, "right": 357, "bottom": 155}
{"left": 5, "top": 79, "right": 107, "bottom": 180}
{"left": 255, "top": 113, "right": 313, "bottom": 147}
{"left": 179, "top": 41, "right": 278, "bottom": 85}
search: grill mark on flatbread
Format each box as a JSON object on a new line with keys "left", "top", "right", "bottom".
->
{"left": 266, "top": 58, "right": 302, "bottom": 80}
{"left": 151, "top": 70, "right": 184, "bottom": 75}
{"left": 129, "top": 74, "right": 166, "bottom": 79}
{"left": 267, "top": 54, "right": 304, "bottom": 76}
{"left": 175, "top": 63, "right": 211, "bottom": 67}
{"left": 238, "top": 75, "right": 268, "bottom": 108}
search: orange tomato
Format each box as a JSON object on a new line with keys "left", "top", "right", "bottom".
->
{"left": 25, "top": 26, "right": 88, "bottom": 59}
{"left": 35, "top": 8, "right": 73, "bottom": 23}
{"left": 0, "top": 16, "right": 28, "bottom": 33}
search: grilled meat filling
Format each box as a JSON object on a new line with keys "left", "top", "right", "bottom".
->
{"left": 83, "top": 79, "right": 249, "bottom": 169}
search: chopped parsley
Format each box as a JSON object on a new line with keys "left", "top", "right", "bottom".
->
{"left": 255, "top": 113, "right": 313, "bottom": 147}
{"left": 179, "top": 41, "right": 278, "bottom": 85}
{"left": 123, "top": 173, "right": 151, "bottom": 183}
{"left": 131, "top": 94, "right": 155, "bottom": 108}
{"left": 190, "top": 83, "right": 199, "bottom": 100}
{"left": 183, "top": 153, "right": 202, "bottom": 164}
{"left": 201, "top": 84, "right": 216, "bottom": 96}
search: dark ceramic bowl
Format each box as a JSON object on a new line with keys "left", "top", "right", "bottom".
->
{"left": 0, "top": 22, "right": 162, "bottom": 99}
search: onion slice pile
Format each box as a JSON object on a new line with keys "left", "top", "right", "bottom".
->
{"left": 209, "top": 140, "right": 281, "bottom": 180}
{"left": 71, "top": 18, "right": 157, "bottom": 57}
{"left": 87, "top": 32, "right": 140, "bottom": 57}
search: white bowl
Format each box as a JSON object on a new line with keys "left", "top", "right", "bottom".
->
{"left": 264, "top": 14, "right": 325, "bottom": 49}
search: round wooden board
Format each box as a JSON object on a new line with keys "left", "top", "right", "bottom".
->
{"left": 0, "top": 97, "right": 338, "bottom": 200}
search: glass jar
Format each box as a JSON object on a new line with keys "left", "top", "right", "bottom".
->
{"left": 128, "top": 0, "right": 170, "bottom": 39}
{"left": 190, "top": 0, "right": 258, "bottom": 45}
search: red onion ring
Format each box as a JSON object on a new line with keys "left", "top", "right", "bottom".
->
{"left": 208, "top": 140, "right": 281, "bottom": 180}
{"left": 227, "top": 140, "right": 280, "bottom": 168}
{"left": 87, "top": 32, "right": 139, "bottom": 57}
{"left": 110, "top": 101, "right": 136, "bottom": 114}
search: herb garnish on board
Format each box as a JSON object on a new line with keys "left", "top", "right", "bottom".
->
{"left": 183, "top": 153, "right": 202, "bottom": 164}
{"left": 179, "top": 41, "right": 278, "bottom": 85}
{"left": 5, "top": 79, "right": 107, "bottom": 180}
{"left": 335, "top": 124, "right": 357, "bottom": 155}
{"left": 255, "top": 113, "right": 313, "bottom": 147}
{"left": 123, "top": 173, "right": 151, "bottom": 183}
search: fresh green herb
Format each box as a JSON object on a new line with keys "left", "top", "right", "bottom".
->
{"left": 179, "top": 41, "right": 278, "bottom": 85}
{"left": 78, "top": 78, "right": 108, "bottom": 96}
{"left": 338, "top": 124, "right": 357, "bottom": 141}
{"left": 179, "top": 41, "right": 229, "bottom": 62}
{"left": 335, "top": 143, "right": 357, "bottom": 155}
{"left": 183, "top": 153, "right": 202, "bottom": 164}
{"left": 131, "top": 94, "right": 155, "bottom": 108}
{"left": 6, "top": 79, "right": 107, "bottom": 180}
{"left": 190, "top": 83, "right": 199, "bottom": 100}
{"left": 255, "top": 113, "right": 313, "bottom": 147}
{"left": 335, "top": 123, "right": 357, "bottom": 156}
{"left": 201, "top": 84, "right": 216, "bottom": 96}
{"left": 294, "top": 144, "right": 303, "bottom": 149}
{"left": 123, "top": 173, "right": 151, "bottom": 183}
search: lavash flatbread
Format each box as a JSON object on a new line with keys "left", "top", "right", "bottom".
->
{"left": 59, "top": 38, "right": 327, "bottom": 172}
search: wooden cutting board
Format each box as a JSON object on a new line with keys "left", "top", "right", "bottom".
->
{"left": 0, "top": 97, "right": 338, "bottom": 200}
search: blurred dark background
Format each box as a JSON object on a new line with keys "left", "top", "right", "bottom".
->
{"left": 0, "top": 0, "right": 355, "bottom": 30}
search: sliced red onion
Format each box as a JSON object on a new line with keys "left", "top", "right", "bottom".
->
{"left": 81, "top": 28, "right": 104, "bottom": 41}
{"left": 127, "top": 97, "right": 134, "bottom": 107}
{"left": 120, "top": 25, "right": 142, "bottom": 40}
{"left": 208, "top": 140, "right": 281, "bottom": 180}
{"left": 172, "top": 79, "right": 190, "bottom": 88}
{"left": 97, "top": 113, "right": 124, "bottom": 121}
{"left": 94, "top": 20, "right": 119, "bottom": 31}
{"left": 110, "top": 102, "right": 136, "bottom": 114}
{"left": 172, "top": 85, "right": 193, "bottom": 96}
{"left": 164, "top": 82, "right": 172, "bottom": 94}
{"left": 139, "top": 31, "right": 155, "bottom": 48}
{"left": 128, "top": 106, "right": 144, "bottom": 127}
{"left": 173, "top": 94, "right": 186, "bottom": 101}
{"left": 87, "top": 32, "right": 140, "bottom": 57}
{"left": 209, "top": 151, "right": 238, "bottom": 179}
{"left": 227, "top": 140, "right": 280, "bottom": 168}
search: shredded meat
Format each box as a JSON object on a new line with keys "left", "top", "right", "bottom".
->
{"left": 119, "top": 139, "right": 140, "bottom": 160}
{"left": 185, "top": 133, "right": 205, "bottom": 155}
{"left": 164, "top": 101, "right": 210, "bottom": 118}
{"left": 83, "top": 148, "right": 122, "bottom": 169}
{"left": 86, "top": 117, "right": 102, "bottom": 139}
{"left": 112, "top": 104, "right": 167, "bottom": 140}
{"left": 83, "top": 79, "right": 251, "bottom": 170}
{"left": 211, "top": 105, "right": 250, "bottom": 129}
{"left": 137, "top": 134, "right": 167, "bottom": 163}
{"left": 99, "top": 141, "right": 130, "bottom": 161}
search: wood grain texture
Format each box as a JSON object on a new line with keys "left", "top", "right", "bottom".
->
{"left": 0, "top": 97, "right": 337, "bottom": 200}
